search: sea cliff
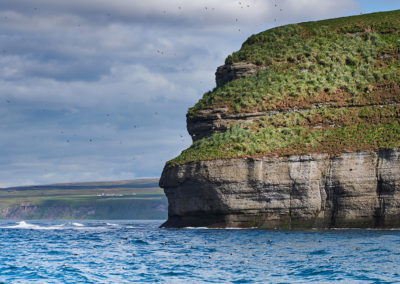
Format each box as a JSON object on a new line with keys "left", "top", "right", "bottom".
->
{"left": 161, "top": 149, "right": 400, "bottom": 228}
{"left": 160, "top": 10, "right": 400, "bottom": 228}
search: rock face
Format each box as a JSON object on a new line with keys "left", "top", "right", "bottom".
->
{"left": 187, "top": 62, "right": 266, "bottom": 142}
{"left": 215, "top": 62, "right": 264, "bottom": 87}
{"left": 187, "top": 107, "right": 273, "bottom": 142}
{"left": 160, "top": 149, "right": 400, "bottom": 228}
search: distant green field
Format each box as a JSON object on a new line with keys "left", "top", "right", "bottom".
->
{"left": 0, "top": 179, "right": 167, "bottom": 220}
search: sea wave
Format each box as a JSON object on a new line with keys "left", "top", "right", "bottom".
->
{"left": 183, "top": 226, "right": 257, "bottom": 230}
{"left": 0, "top": 220, "right": 399, "bottom": 283}
{"left": 0, "top": 221, "right": 66, "bottom": 230}
{"left": 0, "top": 221, "right": 110, "bottom": 230}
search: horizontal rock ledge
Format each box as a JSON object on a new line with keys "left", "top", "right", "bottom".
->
{"left": 187, "top": 102, "right": 400, "bottom": 142}
{"left": 160, "top": 149, "right": 400, "bottom": 229}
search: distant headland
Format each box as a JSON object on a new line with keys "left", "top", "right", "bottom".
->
{"left": 0, "top": 179, "right": 167, "bottom": 220}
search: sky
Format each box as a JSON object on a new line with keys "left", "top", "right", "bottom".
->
{"left": 0, "top": 1, "right": 399, "bottom": 187}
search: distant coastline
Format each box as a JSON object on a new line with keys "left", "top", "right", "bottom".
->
{"left": 0, "top": 178, "right": 167, "bottom": 220}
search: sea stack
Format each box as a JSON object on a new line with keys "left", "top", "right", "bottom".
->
{"left": 160, "top": 10, "right": 400, "bottom": 229}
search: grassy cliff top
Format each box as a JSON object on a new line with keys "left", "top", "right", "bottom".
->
{"left": 168, "top": 10, "right": 400, "bottom": 167}
{"left": 189, "top": 10, "right": 400, "bottom": 116}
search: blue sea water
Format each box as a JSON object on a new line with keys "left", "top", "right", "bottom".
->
{"left": 0, "top": 220, "right": 400, "bottom": 283}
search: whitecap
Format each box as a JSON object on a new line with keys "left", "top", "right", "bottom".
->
{"left": 183, "top": 226, "right": 257, "bottom": 230}
{"left": 183, "top": 227, "right": 209, "bottom": 230}
{"left": 1, "top": 221, "right": 65, "bottom": 230}
{"left": 72, "top": 222, "right": 84, "bottom": 227}
{"left": 9, "top": 221, "right": 41, "bottom": 229}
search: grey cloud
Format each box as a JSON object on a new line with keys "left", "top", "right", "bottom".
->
{"left": 0, "top": 101, "right": 191, "bottom": 187}
{"left": 0, "top": 63, "right": 205, "bottom": 109}
{"left": 1, "top": 0, "right": 360, "bottom": 29}
{"left": 0, "top": 0, "right": 361, "bottom": 84}
{"left": 0, "top": 55, "right": 109, "bottom": 81}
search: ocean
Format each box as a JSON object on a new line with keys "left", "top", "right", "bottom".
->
{"left": 0, "top": 220, "right": 399, "bottom": 283}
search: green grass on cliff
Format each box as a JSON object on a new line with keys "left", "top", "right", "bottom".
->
{"left": 255, "top": 104, "right": 400, "bottom": 129}
{"left": 188, "top": 10, "right": 400, "bottom": 116}
{"left": 168, "top": 10, "right": 400, "bottom": 166}
{"left": 169, "top": 104, "right": 400, "bottom": 166}
{"left": 168, "top": 121, "right": 400, "bottom": 166}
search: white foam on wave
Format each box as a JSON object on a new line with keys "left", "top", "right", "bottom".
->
{"left": 183, "top": 227, "right": 209, "bottom": 230}
{"left": 183, "top": 226, "right": 257, "bottom": 230}
{"left": 330, "top": 227, "right": 400, "bottom": 231}
{"left": 0, "top": 221, "right": 124, "bottom": 231}
{"left": 1, "top": 221, "right": 66, "bottom": 230}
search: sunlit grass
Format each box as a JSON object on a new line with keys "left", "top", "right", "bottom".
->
{"left": 168, "top": 121, "right": 400, "bottom": 166}
{"left": 188, "top": 10, "right": 400, "bottom": 116}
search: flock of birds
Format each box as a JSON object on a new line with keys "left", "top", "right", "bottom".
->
{"left": 3, "top": 1, "right": 286, "bottom": 168}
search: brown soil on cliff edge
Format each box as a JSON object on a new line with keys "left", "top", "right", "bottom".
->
{"left": 168, "top": 10, "right": 400, "bottom": 167}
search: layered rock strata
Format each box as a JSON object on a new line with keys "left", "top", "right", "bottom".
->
{"left": 215, "top": 62, "right": 264, "bottom": 87}
{"left": 187, "top": 103, "right": 400, "bottom": 142}
{"left": 161, "top": 149, "right": 400, "bottom": 229}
